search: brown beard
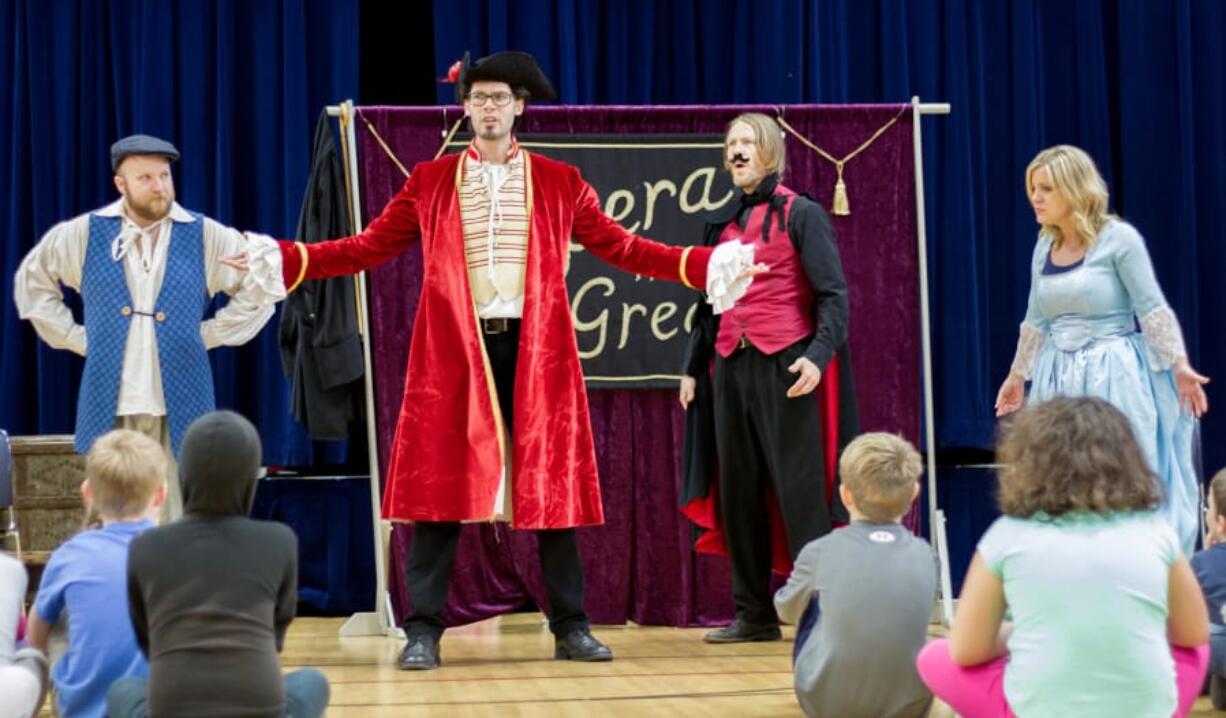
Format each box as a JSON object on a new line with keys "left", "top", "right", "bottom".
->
{"left": 126, "top": 196, "right": 171, "bottom": 224}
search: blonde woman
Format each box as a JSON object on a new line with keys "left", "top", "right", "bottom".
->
{"left": 995, "top": 145, "right": 1209, "bottom": 554}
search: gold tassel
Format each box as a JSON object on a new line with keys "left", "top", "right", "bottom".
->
{"left": 832, "top": 163, "right": 850, "bottom": 216}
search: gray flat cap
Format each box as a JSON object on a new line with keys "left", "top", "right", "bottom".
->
{"left": 111, "top": 134, "right": 180, "bottom": 171}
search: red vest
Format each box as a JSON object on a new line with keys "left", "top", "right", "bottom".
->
{"left": 715, "top": 186, "right": 815, "bottom": 357}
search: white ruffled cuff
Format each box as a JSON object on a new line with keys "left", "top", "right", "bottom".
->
{"left": 706, "top": 241, "right": 756, "bottom": 315}
{"left": 243, "top": 232, "right": 288, "bottom": 302}
{"left": 1138, "top": 305, "right": 1187, "bottom": 371}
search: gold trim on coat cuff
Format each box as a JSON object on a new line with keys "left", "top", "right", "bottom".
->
{"left": 287, "top": 241, "right": 309, "bottom": 293}
{"left": 679, "top": 246, "right": 695, "bottom": 289}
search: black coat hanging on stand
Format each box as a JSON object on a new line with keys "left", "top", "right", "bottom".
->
{"left": 279, "top": 110, "right": 365, "bottom": 440}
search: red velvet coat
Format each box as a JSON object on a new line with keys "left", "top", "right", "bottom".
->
{"left": 280, "top": 151, "right": 713, "bottom": 528}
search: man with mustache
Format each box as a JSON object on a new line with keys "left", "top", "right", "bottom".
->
{"left": 680, "top": 113, "right": 857, "bottom": 644}
{"left": 245, "top": 51, "right": 761, "bottom": 670}
{"left": 13, "top": 134, "right": 283, "bottom": 520}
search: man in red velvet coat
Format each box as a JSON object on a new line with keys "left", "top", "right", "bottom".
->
{"left": 246, "top": 52, "right": 759, "bottom": 670}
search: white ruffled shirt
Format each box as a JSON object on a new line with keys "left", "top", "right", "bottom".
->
{"left": 13, "top": 199, "right": 283, "bottom": 416}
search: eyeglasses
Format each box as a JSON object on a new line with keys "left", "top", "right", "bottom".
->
{"left": 467, "top": 91, "right": 515, "bottom": 107}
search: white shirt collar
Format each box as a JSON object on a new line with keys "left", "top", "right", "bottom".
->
{"left": 96, "top": 198, "right": 196, "bottom": 224}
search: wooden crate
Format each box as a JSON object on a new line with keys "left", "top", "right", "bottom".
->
{"left": 11, "top": 435, "right": 87, "bottom": 565}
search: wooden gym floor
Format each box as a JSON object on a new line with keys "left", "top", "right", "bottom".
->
{"left": 278, "top": 614, "right": 1226, "bottom": 717}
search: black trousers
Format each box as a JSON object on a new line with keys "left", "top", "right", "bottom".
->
{"left": 403, "top": 319, "right": 589, "bottom": 639}
{"left": 713, "top": 340, "right": 832, "bottom": 626}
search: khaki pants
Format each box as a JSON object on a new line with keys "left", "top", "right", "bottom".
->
{"left": 114, "top": 415, "right": 182, "bottom": 522}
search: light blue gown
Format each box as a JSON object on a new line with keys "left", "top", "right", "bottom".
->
{"left": 1021, "top": 220, "right": 1198, "bottom": 554}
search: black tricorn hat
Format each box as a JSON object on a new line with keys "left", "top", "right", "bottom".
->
{"left": 454, "top": 50, "right": 557, "bottom": 104}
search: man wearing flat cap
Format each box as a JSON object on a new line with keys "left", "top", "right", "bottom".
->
{"left": 14, "top": 134, "right": 284, "bottom": 520}
{"left": 246, "top": 50, "right": 760, "bottom": 670}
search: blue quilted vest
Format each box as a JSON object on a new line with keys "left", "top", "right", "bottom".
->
{"left": 76, "top": 213, "right": 215, "bottom": 456}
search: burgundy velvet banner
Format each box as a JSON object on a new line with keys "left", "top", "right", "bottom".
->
{"left": 355, "top": 105, "right": 919, "bottom": 627}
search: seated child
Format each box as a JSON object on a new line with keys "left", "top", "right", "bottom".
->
{"left": 1191, "top": 467, "right": 1226, "bottom": 709}
{"left": 917, "top": 396, "right": 1210, "bottom": 718}
{"left": 774, "top": 432, "right": 937, "bottom": 718}
{"left": 27, "top": 429, "right": 165, "bottom": 718}
{"left": 1, "top": 552, "right": 48, "bottom": 718}
{"left": 107, "top": 410, "right": 329, "bottom": 718}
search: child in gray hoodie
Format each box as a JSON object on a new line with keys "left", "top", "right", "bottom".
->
{"left": 107, "top": 411, "right": 330, "bottom": 718}
{"left": 774, "top": 432, "right": 936, "bottom": 718}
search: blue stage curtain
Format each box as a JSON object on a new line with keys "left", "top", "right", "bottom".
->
{"left": 430, "top": 0, "right": 1226, "bottom": 473}
{"left": 0, "top": 0, "right": 359, "bottom": 465}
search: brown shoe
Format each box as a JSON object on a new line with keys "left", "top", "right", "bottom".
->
{"left": 703, "top": 620, "right": 782, "bottom": 644}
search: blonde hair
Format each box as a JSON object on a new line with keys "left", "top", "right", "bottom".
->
{"left": 85, "top": 430, "right": 166, "bottom": 519}
{"left": 1025, "top": 145, "right": 1115, "bottom": 249}
{"left": 839, "top": 433, "right": 923, "bottom": 522}
{"left": 725, "top": 113, "right": 786, "bottom": 178}
{"left": 1210, "top": 467, "right": 1226, "bottom": 521}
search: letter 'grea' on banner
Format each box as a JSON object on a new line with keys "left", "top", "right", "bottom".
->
{"left": 681, "top": 166, "right": 734, "bottom": 214}
{"left": 601, "top": 169, "right": 732, "bottom": 234}
{"left": 651, "top": 302, "right": 679, "bottom": 341}
{"left": 571, "top": 276, "right": 615, "bottom": 358}
{"left": 641, "top": 179, "right": 678, "bottom": 231}
{"left": 619, "top": 302, "right": 650, "bottom": 349}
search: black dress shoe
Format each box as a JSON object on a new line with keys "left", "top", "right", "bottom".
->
{"left": 397, "top": 634, "right": 441, "bottom": 670}
{"left": 703, "top": 620, "right": 782, "bottom": 644}
{"left": 554, "top": 628, "right": 614, "bottom": 661}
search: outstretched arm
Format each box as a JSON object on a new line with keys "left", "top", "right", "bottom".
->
{"left": 201, "top": 221, "right": 284, "bottom": 348}
{"left": 570, "top": 176, "right": 715, "bottom": 288}
{"left": 244, "top": 173, "right": 424, "bottom": 292}
{"left": 1112, "top": 226, "right": 1209, "bottom": 416}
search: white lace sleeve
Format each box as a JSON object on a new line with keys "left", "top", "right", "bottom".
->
{"left": 1138, "top": 305, "right": 1187, "bottom": 370}
{"left": 1009, "top": 322, "right": 1047, "bottom": 380}
{"left": 705, "top": 241, "right": 756, "bottom": 315}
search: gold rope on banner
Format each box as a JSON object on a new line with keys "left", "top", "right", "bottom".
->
{"left": 354, "top": 108, "right": 411, "bottom": 178}
{"left": 435, "top": 114, "right": 465, "bottom": 160}
{"left": 776, "top": 105, "right": 908, "bottom": 216}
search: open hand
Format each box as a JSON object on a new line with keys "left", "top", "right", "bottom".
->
{"left": 220, "top": 252, "right": 249, "bottom": 273}
{"left": 736, "top": 262, "right": 769, "bottom": 283}
{"left": 1174, "top": 360, "right": 1209, "bottom": 418}
{"left": 786, "top": 356, "right": 821, "bottom": 398}
{"left": 995, "top": 373, "right": 1024, "bottom": 417}
{"left": 679, "top": 376, "right": 696, "bottom": 409}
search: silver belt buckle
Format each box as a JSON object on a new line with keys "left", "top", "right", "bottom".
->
{"left": 482, "top": 318, "right": 509, "bottom": 334}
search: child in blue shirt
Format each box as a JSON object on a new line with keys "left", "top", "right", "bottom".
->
{"left": 1192, "top": 467, "right": 1226, "bottom": 709}
{"left": 26, "top": 430, "right": 165, "bottom": 718}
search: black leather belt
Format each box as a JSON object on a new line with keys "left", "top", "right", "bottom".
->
{"left": 481, "top": 317, "right": 515, "bottom": 335}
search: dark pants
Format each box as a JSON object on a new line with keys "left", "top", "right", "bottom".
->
{"left": 403, "top": 319, "right": 589, "bottom": 640}
{"left": 714, "top": 340, "right": 832, "bottom": 626}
